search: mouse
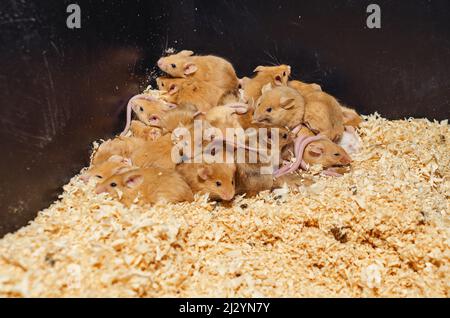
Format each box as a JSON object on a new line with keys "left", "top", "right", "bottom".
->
{"left": 252, "top": 86, "right": 306, "bottom": 129}
{"left": 92, "top": 136, "right": 146, "bottom": 166}
{"left": 154, "top": 108, "right": 204, "bottom": 134}
{"left": 176, "top": 156, "right": 236, "bottom": 201}
{"left": 157, "top": 50, "right": 239, "bottom": 93}
{"left": 95, "top": 167, "right": 194, "bottom": 206}
{"left": 204, "top": 102, "right": 250, "bottom": 135}
{"left": 242, "top": 65, "right": 291, "bottom": 103}
{"left": 253, "top": 86, "right": 344, "bottom": 141}
{"left": 233, "top": 125, "right": 306, "bottom": 196}
{"left": 289, "top": 80, "right": 362, "bottom": 129}
{"left": 81, "top": 155, "right": 134, "bottom": 183}
{"left": 288, "top": 80, "right": 322, "bottom": 95}
{"left": 302, "top": 91, "right": 345, "bottom": 141}
{"left": 131, "top": 133, "right": 179, "bottom": 170}
{"left": 157, "top": 76, "right": 225, "bottom": 112}
{"left": 275, "top": 126, "right": 352, "bottom": 177}
{"left": 120, "top": 94, "right": 178, "bottom": 136}
{"left": 129, "top": 120, "right": 162, "bottom": 141}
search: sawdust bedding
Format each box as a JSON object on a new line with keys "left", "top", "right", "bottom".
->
{"left": 0, "top": 114, "right": 448, "bottom": 297}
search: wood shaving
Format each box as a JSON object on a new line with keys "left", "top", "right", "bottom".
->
{"left": 0, "top": 114, "right": 448, "bottom": 297}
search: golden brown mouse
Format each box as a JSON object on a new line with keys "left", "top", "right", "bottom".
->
{"left": 252, "top": 86, "right": 306, "bottom": 129}
{"left": 157, "top": 76, "right": 225, "bottom": 113}
{"left": 253, "top": 86, "right": 344, "bottom": 141}
{"left": 81, "top": 155, "right": 134, "bottom": 183}
{"left": 92, "top": 136, "right": 145, "bottom": 166}
{"left": 296, "top": 126, "right": 352, "bottom": 169}
{"left": 157, "top": 50, "right": 239, "bottom": 93}
{"left": 288, "top": 80, "right": 322, "bottom": 95}
{"left": 176, "top": 157, "right": 236, "bottom": 201}
{"left": 242, "top": 65, "right": 291, "bottom": 103}
{"left": 233, "top": 125, "right": 307, "bottom": 196}
{"left": 129, "top": 120, "right": 162, "bottom": 141}
{"left": 95, "top": 167, "right": 194, "bottom": 206}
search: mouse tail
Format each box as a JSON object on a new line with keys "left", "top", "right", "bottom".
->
{"left": 274, "top": 134, "right": 327, "bottom": 177}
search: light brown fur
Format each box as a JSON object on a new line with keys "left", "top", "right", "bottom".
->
{"left": 288, "top": 80, "right": 322, "bottom": 95}
{"left": 253, "top": 86, "right": 344, "bottom": 141}
{"left": 302, "top": 91, "right": 345, "bottom": 141}
{"left": 288, "top": 126, "right": 352, "bottom": 168}
{"left": 157, "top": 76, "right": 225, "bottom": 112}
{"left": 95, "top": 167, "right": 193, "bottom": 206}
{"left": 129, "top": 120, "right": 162, "bottom": 141}
{"left": 340, "top": 105, "right": 363, "bottom": 127}
{"left": 81, "top": 155, "right": 134, "bottom": 183}
{"left": 131, "top": 98, "right": 177, "bottom": 126}
{"left": 253, "top": 86, "right": 305, "bottom": 129}
{"left": 242, "top": 65, "right": 291, "bottom": 103}
{"left": 92, "top": 136, "right": 145, "bottom": 166}
{"left": 176, "top": 158, "right": 236, "bottom": 201}
{"left": 157, "top": 50, "right": 239, "bottom": 93}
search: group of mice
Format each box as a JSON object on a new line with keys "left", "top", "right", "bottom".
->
{"left": 81, "top": 50, "right": 363, "bottom": 206}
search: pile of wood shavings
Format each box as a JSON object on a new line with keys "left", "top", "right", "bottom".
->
{"left": 0, "top": 114, "right": 448, "bottom": 297}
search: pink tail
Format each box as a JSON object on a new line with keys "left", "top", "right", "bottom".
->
{"left": 223, "top": 102, "right": 249, "bottom": 114}
{"left": 274, "top": 134, "right": 326, "bottom": 177}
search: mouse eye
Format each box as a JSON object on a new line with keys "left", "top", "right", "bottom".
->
{"left": 282, "top": 133, "right": 288, "bottom": 139}
{"left": 171, "top": 63, "right": 176, "bottom": 68}
{"left": 215, "top": 181, "right": 222, "bottom": 187}
{"left": 110, "top": 182, "right": 117, "bottom": 187}
{"left": 266, "top": 107, "right": 272, "bottom": 113}
{"left": 231, "top": 180, "right": 234, "bottom": 185}
{"left": 283, "top": 71, "right": 286, "bottom": 76}
{"left": 334, "top": 153, "right": 341, "bottom": 157}
{"left": 95, "top": 175, "right": 103, "bottom": 179}
{"left": 139, "top": 107, "right": 144, "bottom": 112}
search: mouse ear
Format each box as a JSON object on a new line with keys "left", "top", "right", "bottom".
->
{"left": 253, "top": 65, "right": 267, "bottom": 73}
{"left": 168, "top": 83, "right": 179, "bottom": 95}
{"left": 197, "top": 165, "right": 212, "bottom": 181}
{"left": 124, "top": 174, "right": 144, "bottom": 189}
{"left": 280, "top": 97, "right": 296, "bottom": 109}
{"left": 238, "top": 77, "right": 250, "bottom": 88}
{"left": 261, "top": 83, "right": 272, "bottom": 94}
{"left": 183, "top": 62, "right": 198, "bottom": 75}
{"left": 274, "top": 75, "right": 283, "bottom": 86}
{"left": 179, "top": 50, "right": 194, "bottom": 57}
{"left": 306, "top": 144, "right": 324, "bottom": 157}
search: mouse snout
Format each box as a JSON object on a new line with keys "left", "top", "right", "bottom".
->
{"left": 157, "top": 58, "right": 165, "bottom": 69}
{"left": 95, "top": 185, "right": 107, "bottom": 194}
{"left": 341, "top": 154, "right": 352, "bottom": 165}
{"left": 222, "top": 189, "right": 235, "bottom": 201}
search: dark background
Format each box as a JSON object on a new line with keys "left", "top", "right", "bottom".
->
{"left": 0, "top": 0, "right": 449, "bottom": 236}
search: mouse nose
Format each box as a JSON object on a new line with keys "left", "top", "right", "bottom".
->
{"left": 222, "top": 191, "right": 235, "bottom": 201}
{"left": 157, "top": 58, "right": 164, "bottom": 69}
{"left": 342, "top": 155, "right": 352, "bottom": 165}
{"left": 95, "top": 186, "right": 106, "bottom": 194}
